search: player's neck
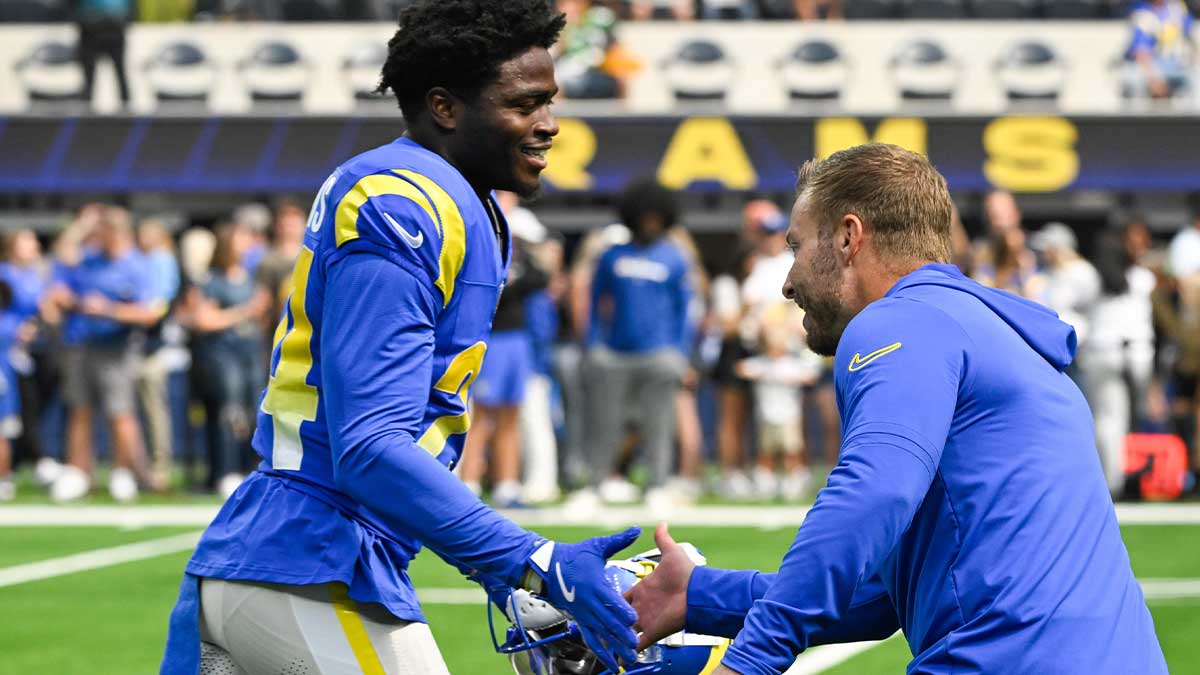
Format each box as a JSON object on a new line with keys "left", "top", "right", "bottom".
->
{"left": 405, "top": 129, "right": 491, "bottom": 201}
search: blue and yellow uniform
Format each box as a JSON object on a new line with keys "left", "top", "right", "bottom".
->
{"left": 1126, "top": 0, "right": 1194, "bottom": 67}
{"left": 163, "top": 137, "right": 546, "bottom": 673}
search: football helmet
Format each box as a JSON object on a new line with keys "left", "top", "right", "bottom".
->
{"left": 488, "top": 544, "right": 731, "bottom": 675}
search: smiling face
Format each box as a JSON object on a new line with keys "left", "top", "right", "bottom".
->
{"left": 449, "top": 47, "right": 559, "bottom": 198}
{"left": 781, "top": 194, "right": 854, "bottom": 357}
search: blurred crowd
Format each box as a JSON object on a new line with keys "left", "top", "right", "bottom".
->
{"left": 0, "top": 198, "right": 306, "bottom": 502}
{"left": 962, "top": 192, "right": 1200, "bottom": 499}
{"left": 3, "top": 179, "right": 1196, "bottom": 508}
{"left": 18, "top": 0, "right": 1194, "bottom": 107}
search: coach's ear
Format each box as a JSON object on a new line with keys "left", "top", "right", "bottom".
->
{"left": 841, "top": 213, "right": 866, "bottom": 266}
{"left": 426, "top": 87, "right": 459, "bottom": 131}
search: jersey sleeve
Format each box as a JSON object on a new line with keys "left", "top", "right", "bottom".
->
{"left": 328, "top": 169, "right": 467, "bottom": 309}
{"left": 321, "top": 251, "right": 542, "bottom": 587}
{"left": 722, "top": 299, "right": 967, "bottom": 675}
{"left": 686, "top": 567, "right": 898, "bottom": 645}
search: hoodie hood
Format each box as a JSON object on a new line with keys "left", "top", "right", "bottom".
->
{"left": 887, "top": 264, "right": 1077, "bottom": 370}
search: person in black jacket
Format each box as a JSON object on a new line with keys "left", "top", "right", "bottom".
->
{"left": 76, "top": 0, "right": 132, "bottom": 108}
{"left": 457, "top": 224, "right": 550, "bottom": 507}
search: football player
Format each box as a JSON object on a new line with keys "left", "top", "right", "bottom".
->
{"left": 160, "top": 2, "right": 641, "bottom": 673}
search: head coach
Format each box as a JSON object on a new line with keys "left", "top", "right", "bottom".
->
{"left": 628, "top": 143, "right": 1166, "bottom": 675}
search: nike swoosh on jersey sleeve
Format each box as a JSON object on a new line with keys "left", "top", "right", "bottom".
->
{"left": 333, "top": 170, "right": 467, "bottom": 307}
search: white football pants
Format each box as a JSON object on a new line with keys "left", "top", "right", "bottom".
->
{"left": 198, "top": 578, "right": 451, "bottom": 675}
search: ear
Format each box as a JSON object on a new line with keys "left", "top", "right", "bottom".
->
{"left": 840, "top": 213, "right": 866, "bottom": 265}
{"left": 425, "top": 87, "right": 459, "bottom": 132}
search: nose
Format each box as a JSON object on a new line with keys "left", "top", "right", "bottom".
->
{"left": 535, "top": 104, "right": 559, "bottom": 139}
{"left": 782, "top": 279, "right": 796, "bottom": 300}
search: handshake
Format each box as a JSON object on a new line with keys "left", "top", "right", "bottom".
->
{"left": 488, "top": 523, "right": 730, "bottom": 675}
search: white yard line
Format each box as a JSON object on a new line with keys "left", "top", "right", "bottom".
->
{"left": 1140, "top": 578, "right": 1200, "bottom": 600}
{"left": 0, "top": 531, "right": 201, "bottom": 588}
{"left": 786, "top": 634, "right": 903, "bottom": 675}
{"left": 417, "top": 587, "right": 486, "bottom": 605}
{"left": 0, "top": 530, "right": 1197, "bottom": 675}
{"left": 2, "top": 503, "right": 1199, "bottom": 528}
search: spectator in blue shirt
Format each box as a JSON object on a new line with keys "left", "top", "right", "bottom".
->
{"left": 0, "top": 230, "right": 57, "bottom": 485}
{"left": 0, "top": 280, "right": 32, "bottom": 502}
{"left": 580, "top": 178, "right": 691, "bottom": 506}
{"left": 48, "top": 206, "right": 166, "bottom": 503}
{"left": 1122, "top": 0, "right": 1196, "bottom": 102}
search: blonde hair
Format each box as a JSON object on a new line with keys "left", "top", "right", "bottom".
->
{"left": 796, "top": 143, "right": 953, "bottom": 264}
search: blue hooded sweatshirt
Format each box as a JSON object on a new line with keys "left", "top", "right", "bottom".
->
{"left": 688, "top": 264, "right": 1166, "bottom": 675}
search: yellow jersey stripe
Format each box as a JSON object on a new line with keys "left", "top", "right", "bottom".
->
{"left": 394, "top": 169, "right": 467, "bottom": 308}
{"left": 261, "top": 246, "right": 319, "bottom": 471}
{"left": 416, "top": 341, "right": 487, "bottom": 456}
{"left": 333, "top": 172, "right": 438, "bottom": 248}
{"left": 698, "top": 639, "right": 731, "bottom": 675}
{"left": 416, "top": 412, "right": 472, "bottom": 457}
{"left": 329, "top": 584, "right": 386, "bottom": 675}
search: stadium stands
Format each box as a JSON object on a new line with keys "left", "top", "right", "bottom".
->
{"left": 0, "top": 0, "right": 64, "bottom": 22}
{"left": 904, "top": 0, "right": 967, "bottom": 19}
{"left": 995, "top": 40, "right": 1065, "bottom": 101}
{"left": 664, "top": 38, "right": 733, "bottom": 100}
{"left": 0, "top": 19, "right": 1182, "bottom": 114}
{"left": 891, "top": 39, "right": 957, "bottom": 100}
{"left": 144, "top": 41, "right": 213, "bottom": 104}
{"left": 970, "top": 0, "right": 1038, "bottom": 18}
{"left": 238, "top": 41, "right": 308, "bottom": 102}
{"left": 780, "top": 38, "right": 846, "bottom": 101}
{"left": 342, "top": 41, "right": 389, "bottom": 101}
{"left": 15, "top": 39, "right": 83, "bottom": 102}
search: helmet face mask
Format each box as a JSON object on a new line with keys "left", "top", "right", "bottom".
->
{"left": 489, "top": 545, "right": 730, "bottom": 675}
{"left": 509, "top": 625, "right": 608, "bottom": 675}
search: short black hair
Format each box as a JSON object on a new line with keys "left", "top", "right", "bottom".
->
{"left": 617, "top": 178, "right": 679, "bottom": 234}
{"left": 378, "top": 0, "right": 566, "bottom": 122}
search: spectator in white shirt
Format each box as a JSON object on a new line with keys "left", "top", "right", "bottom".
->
{"left": 1168, "top": 211, "right": 1200, "bottom": 279}
{"left": 1030, "top": 222, "right": 1101, "bottom": 346}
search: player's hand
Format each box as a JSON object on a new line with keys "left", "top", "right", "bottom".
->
{"left": 624, "top": 523, "right": 695, "bottom": 650}
{"left": 530, "top": 527, "right": 642, "bottom": 673}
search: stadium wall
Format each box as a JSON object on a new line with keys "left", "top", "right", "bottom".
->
{"left": 0, "top": 21, "right": 1146, "bottom": 114}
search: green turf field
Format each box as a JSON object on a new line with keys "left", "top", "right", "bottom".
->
{"left": 0, "top": 521, "right": 1196, "bottom": 674}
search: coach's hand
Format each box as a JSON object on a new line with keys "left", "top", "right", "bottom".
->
{"left": 625, "top": 523, "right": 695, "bottom": 649}
{"left": 528, "top": 527, "right": 642, "bottom": 673}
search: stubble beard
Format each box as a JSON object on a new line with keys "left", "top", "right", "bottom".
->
{"left": 800, "top": 243, "right": 848, "bottom": 357}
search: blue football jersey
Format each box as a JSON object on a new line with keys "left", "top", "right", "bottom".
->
{"left": 180, "top": 137, "right": 543, "bottom": 627}
{"left": 255, "top": 139, "right": 508, "bottom": 484}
